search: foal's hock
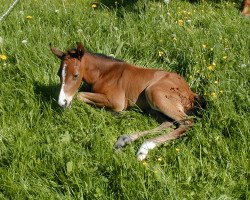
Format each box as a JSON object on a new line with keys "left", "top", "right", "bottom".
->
{"left": 51, "top": 42, "right": 205, "bottom": 160}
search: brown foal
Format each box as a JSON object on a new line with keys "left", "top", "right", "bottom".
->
{"left": 51, "top": 42, "right": 205, "bottom": 161}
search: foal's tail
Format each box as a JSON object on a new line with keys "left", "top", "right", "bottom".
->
{"left": 187, "top": 94, "right": 206, "bottom": 117}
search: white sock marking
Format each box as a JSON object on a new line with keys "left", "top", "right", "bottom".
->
{"left": 137, "top": 141, "right": 156, "bottom": 161}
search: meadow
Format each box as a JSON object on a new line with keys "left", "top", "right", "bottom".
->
{"left": 0, "top": 0, "right": 249, "bottom": 199}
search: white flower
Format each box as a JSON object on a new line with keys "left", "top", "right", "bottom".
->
{"left": 22, "top": 39, "right": 28, "bottom": 44}
{"left": 240, "top": 64, "right": 247, "bottom": 68}
{"left": 164, "top": 0, "right": 170, "bottom": 4}
{"left": 0, "top": 37, "right": 3, "bottom": 45}
{"left": 77, "top": 29, "right": 83, "bottom": 33}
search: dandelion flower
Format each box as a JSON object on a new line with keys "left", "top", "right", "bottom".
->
{"left": 208, "top": 65, "right": 215, "bottom": 71}
{"left": 208, "top": 62, "right": 216, "bottom": 71}
{"left": 177, "top": 19, "right": 184, "bottom": 26}
{"left": 157, "top": 157, "right": 163, "bottom": 162}
{"left": 211, "top": 92, "right": 217, "bottom": 98}
{"left": 0, "top": 54, "right": 7, "bottom": 61}
{"left": 158, "top": 51, "right": 164, "bottom": 57}
{"left": 91, "top": 2, "right": 98, "bottom": 9}
{"left": 26, "top": 15, "right": 32, "bottom": 19}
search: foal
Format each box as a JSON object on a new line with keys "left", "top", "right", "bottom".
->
{"left": 51, "top": 42, "right": 205, "bottom": 161}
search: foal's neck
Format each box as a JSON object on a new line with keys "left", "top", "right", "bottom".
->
{"left": 81, "top": 52, "right": 121, "bottom": 84}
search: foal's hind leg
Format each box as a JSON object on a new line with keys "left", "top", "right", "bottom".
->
{"left": 114, "top": 121, "right": 174, "bottom": 149}
{"left": 136, "top": 89, "right": 192, "bottom": 160}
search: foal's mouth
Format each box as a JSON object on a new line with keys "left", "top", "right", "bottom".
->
{"left": 58, "top": 99, "right": 72, "bottom": 109}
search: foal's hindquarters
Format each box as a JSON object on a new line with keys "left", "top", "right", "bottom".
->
{"left": 114, "top": 72, "right": 199, "bottom": 161}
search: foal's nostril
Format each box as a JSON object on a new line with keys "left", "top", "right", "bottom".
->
{"left": 63, "top": 99, "right": 68, "bottom": 107}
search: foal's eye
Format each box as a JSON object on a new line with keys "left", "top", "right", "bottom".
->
{"left": 73, "top": 74, "right": 79, "bottom": 80}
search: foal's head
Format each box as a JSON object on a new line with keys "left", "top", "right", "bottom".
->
{"left": 50, "top": 42, "right": 84, "bottom": 108}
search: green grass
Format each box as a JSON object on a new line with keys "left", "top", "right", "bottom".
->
{"left": 0, "top": 0, "right": 249, "bottom": 199}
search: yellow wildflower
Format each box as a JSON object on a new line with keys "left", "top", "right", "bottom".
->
{"left": 219, "top": 90, "right": 224, "bottom": 94}
{"left": 173, "top": 37, "right": 177, "bottom": 42}
{"left": 208, "top": 63, "right": 216, "bottom": 71}
{"left": 211, "top": 92, "right": 217, "bottom": 98}
{"left": 0, "top": 54, "right": 7, "bottom": 61}
{"left": 176, "top": 148, "right": 181, "bottom": 152}
{"left": 177, "top": 19, "right": 184, "bottom": 26}
{"left": 210, "top": 48, "right": 214, "bottom": 51}
{"left": 142, "top": 161, "right": 148, "bottom": 167}
{"left": 157, "top": 157, "right": 163, "bottom": 162}
{"left": 202, "top": 44, "right": 207, "bottom": 49}
{"left": 158, "top": 51, "right": 164, "bottom": 57}
{"left": 223, "top": 56, "right": 227, "bottom": 60}
{"left": 208, "top": 65, "right": 215, "bottom": 71}
{"left": 26, "top": 15, "right": 32, "bottom": 19}
{"left": 91, "top": 2, "right": 98, "bottom": 8}
{"left": 214, "top": 80, "right": 219, "bottom": 84}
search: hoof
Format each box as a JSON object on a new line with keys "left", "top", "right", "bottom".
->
{"left": 114, "top": 135, "right": 132, "bottom": 150}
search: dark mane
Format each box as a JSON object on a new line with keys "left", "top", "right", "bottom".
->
{"left": 89, "top": 52, "right": 125, "bottom": 63}
{"left": 66, "top": 47, "right": 124, "bottom": 63}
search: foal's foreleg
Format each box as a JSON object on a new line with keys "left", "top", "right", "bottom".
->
{"left": 78, "top": 92, "right": 125, "bottom": 112}
{"left": 114, "top": 122, "right": 174, "bottom": 149}
{"left": 78, "top": 92, "right": 112, "bottom": 108}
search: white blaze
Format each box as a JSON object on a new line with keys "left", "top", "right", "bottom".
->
{"left": 58, "top": 64, "right": 72, "bottom": 107}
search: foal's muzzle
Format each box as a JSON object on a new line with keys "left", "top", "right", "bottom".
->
{"left": 58, "top": 98, "right": 72, "bottom": 109}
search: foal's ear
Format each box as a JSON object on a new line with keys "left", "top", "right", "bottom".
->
{"left": 50, "top": 44, "right": 65, "bottom": 60}
{"left": 76, "top": 42, "right": 84, "bottom": 60}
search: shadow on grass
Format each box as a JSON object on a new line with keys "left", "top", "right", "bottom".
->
{"left": 33, "top": 81, "right": 62, "bottom": 112}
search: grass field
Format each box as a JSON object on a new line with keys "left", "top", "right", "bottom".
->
{"left": 0, "top": 0, "right": 249, "bottom": 199}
